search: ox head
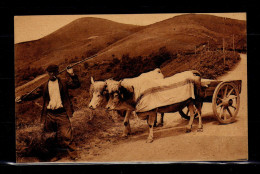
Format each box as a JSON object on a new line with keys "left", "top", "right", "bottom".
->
{"left": 88, "top": 77, "right": 108, "bottom": 110}
{"left": 105, "top": 79, "right": 135, "bottom": 111}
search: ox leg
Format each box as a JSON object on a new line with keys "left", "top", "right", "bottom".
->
{"left": 159, "top": 113, "right": 164, "bottom": 127}
{"left": 153, "top": 113, "right": 158, "bottom": 127}
{"left": 126, "top": 112, "right": 131, "bottom": 134}
{"left": 146, "top": 112, "right": 156, "bottom": 143}
{"left": 186, "top": 103, "right": 195, "bottom": 133}
{"left": 122, "top": 110, "right": 131, "bottom": 137}
{"left": 155, "top": 113, "right": 164, "bottom": 127}
{"left": 197, "top": 103, "right": 203, "bottom": 132}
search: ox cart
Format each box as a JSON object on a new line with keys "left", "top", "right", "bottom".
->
{"left": 179, "top": 79, "right": 242, "bottom": 124}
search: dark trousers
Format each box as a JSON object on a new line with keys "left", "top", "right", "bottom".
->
{"left": 44, "top": 110, "right": 76, "bottom": 158}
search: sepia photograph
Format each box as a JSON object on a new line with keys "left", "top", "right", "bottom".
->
{"left": 14, "top": 13, "right": 247, "bottom": 163}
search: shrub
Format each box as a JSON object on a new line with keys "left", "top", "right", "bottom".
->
{"left": 18, "top": 66, "right": 45, "bottom": 82}
{"left": 161, "top": 50, "right": 241, "bottom": 79}
{"left": 112, "top": 57, "right": 120, "bottom": 65}
{"left": 15, "top": 101, "right": 41, "bottom": 129}
{"left": 104, "top": 47, "right": 175, "bottom": 80}
{"left": 84, "top": 62, "right": 89, "bottom": 69}
{"left": 69, "top": 57, "right": 78, "bottom": 64}
{"left": 106, "top": 67, "right": 111, "bottom": 72}
{"left": 16, "top": 125, "right": 57, "bottom": 161}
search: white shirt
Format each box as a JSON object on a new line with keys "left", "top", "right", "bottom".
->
{"left": 47, "top": 79, "right": 63, "bottom": 110}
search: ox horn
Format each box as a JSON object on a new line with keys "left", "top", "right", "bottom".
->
{"left": 91, "top": 76, "right": 95, "bottom": 84}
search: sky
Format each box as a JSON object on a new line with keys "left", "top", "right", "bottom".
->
{"left": 14, "top": 13, "right": 246, "bottom": 44}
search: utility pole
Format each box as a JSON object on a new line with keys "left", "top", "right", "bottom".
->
{"left": 223, "top": 37, "right": 225, "bottom": 65}
{"left": 233, "top": 34, "right": 235, "bottom": 55}
{"left": 223, "top": 17, "right": 226, "bottom": 66}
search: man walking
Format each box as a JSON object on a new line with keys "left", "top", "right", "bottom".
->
{"left": 16, "top": 64, "right": 80, "bottom": 161}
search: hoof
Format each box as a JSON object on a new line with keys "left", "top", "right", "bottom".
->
{"left": 186, "top": 129, "right": 191, "bottom": 133}
{"left": 197, "top": 128, "right": 203, "bottom": 132}
{"left": 146, "top": 138, "right": 153, "bottom": 143}
{"left": 157, "top": 123, "right": 164, "bottom": 127}
{"left": 185, "top": 125, "right": 192, "bottom": 133}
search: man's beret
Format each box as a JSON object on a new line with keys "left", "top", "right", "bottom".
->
{"left": 46, "top": 64, "right": 59, "bottom": 73}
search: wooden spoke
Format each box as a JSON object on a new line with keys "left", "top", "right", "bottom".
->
{"left": 216, "top": 103, "right": 223, "bottom": 109}
{"left": 229, "top": 105, "right": 237, "bottom": 110}
{"left": 219, "top": 106, "right": 224, "bottom": 118}
{"left": 216, "top": 97, "right": 223, "bottom": 106}
{"left": 229, "top": 95, "right": 237, "bottom": 100}
{"left": 217, "top": 97, "right": 223, "bottom": 101}
{"left": 227, "top": 88, "right": 234, "bottom": 97}
{"left": 224, "top": 85, "right": 228, "bottom": 97}
{"left": 227, "top": 107, "right": 233, "bottom": 118}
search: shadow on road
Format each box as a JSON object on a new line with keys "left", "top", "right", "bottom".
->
{"left": 120, "top": 113, "right": 223, "bottom": 143}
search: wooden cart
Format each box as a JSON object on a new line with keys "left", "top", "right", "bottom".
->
{"left": 179, "top": 79, "right": 242, "bottom": 124}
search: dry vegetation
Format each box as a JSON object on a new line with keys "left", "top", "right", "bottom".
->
{"left": 15, "top": 14, "right": 246, "bottom": 162}
{"left": 161, "top": 50, "right": 241, "bottom": 79}
{"left": 16, "top": 47, "right": 242, "bottom": 162}
{"left": 15, "top": 14, "right": 246, "bottom": 87}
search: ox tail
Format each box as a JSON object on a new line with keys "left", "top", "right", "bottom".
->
{"left": 191, "top": 70, "right": 203, "bottom": 100}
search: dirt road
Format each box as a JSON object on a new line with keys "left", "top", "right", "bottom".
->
{"left": 71, "top": 54, "right": 248, "bottom": 162}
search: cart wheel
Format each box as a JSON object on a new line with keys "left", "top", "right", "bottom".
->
{"left": 212, "top": 82, "right": 240, "bottom": 124}
{"left": 179, "top": 103, "right": 203, "bottom": 120}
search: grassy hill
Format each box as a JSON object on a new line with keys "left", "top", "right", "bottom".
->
{"left": 15, "top": 14, "right": 246, "bottom": 87}
{"left": 15, "top": 17, "right": 144, "bottom": 86}
{"left": 15, "top": 14, "right": 246, "bottom": 162}
{"left": 90, "top": 14, "right": 246, "bottom": 62}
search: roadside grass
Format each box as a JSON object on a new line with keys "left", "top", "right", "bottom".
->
{"left": 161, "top": 50, "right": 241, "bottom": 79}
{"left": 15, "top": 48, "right": 242, "bottom": 162}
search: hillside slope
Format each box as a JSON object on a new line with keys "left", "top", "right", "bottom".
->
{"left": 92, "top": 14, "right": 246, "bottom": 62}
{"left": 15, "top": 17, "right": 144, "bottom": 70}
{"left": 15, "top": 14, "right": 246, "bottom": 70}
{"left": 15, "top": 14, "right": 246, "bottom": 88}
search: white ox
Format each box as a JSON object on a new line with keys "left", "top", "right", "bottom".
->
{"left": 105, "top": 70, "right": 203, "bottom": 143}
{"left": 89, "top": 77, "right": 108, "bottom": 109}
{"left": 88, "top": 77, "right": 127, "bottom": 120}
{"left": 88, "top": 68, "right": 165, "bottom": 137}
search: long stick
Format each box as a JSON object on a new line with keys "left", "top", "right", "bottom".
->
{"left": 21, "top": 52, "right": 100, "bottom": 99}
{"left": 58, "top": 52, "right": 99, "bottom": 73}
